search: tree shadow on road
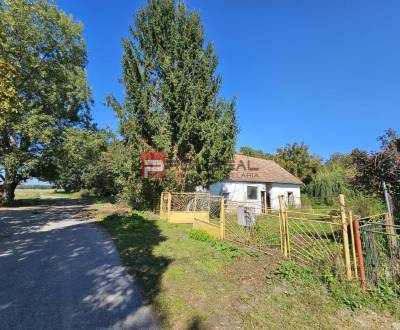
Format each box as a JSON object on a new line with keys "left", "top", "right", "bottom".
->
{"left": 100, "top": 212, "right": 171, "bottom": 323}
{"left": 0, "top": 202, "right": 160, "bottom": 329}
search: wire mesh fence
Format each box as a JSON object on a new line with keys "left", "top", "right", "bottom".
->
{"left": 223, "top": 198, "right": 347, "bottom": 275}
{"left": 224, "top": 206, "right": 282, "bottom": 253}
{"left": 359, "top": 220, "right": 400, "bottom": 286}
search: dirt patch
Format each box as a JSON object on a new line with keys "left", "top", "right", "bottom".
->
{"left": 83, "top": 203, "right": 130, "bottom": 219}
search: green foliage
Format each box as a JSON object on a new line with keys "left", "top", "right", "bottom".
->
{"left": 351, "top": 129, "right": 400, "bottom": 203}
{"left": 346, "top": 194, "right": 386, "bottom": 217}
{"left": 189, "top": 229, "right": 212, "bottom": 241}
{"left": 0, "top": 0, "right": 91, "bottom": 204}
{"left": 275, "top": 142, "right": 322, "bottom": 185}
{"left": 108, "top": 0, "right": 237, "bottom": 208}
{"left": 239, "top": 146, "right": 274, "bottom": 160}
{"left": 275, "top": 260, "right": 399, "bottom": 314}
{"left": 85, "top": 144, "right": 122, "bottom": 196}
{"left": 189, "top": 229, "right": 242, "bottom": 259}
{"left": 50, "top": 128, "right": 120, "bottom": 196}
{"left": 240, "top": 143, "right": 321, "bottom": 185}
{"left": 307, "top": 165, "right": 349, "bottom": 205}
{"left": 0, "top": 59, "right": 21, "bottom": 115}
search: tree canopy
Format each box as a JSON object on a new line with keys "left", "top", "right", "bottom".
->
{"left": 0, "top": 0, "right": 91, "bottom": 204}
{"left": 240, "top": 143, "right": 321, "bottom": 185}
{"left": 351, "top": 129, "right": 400, "bottom": 200}
{"left": 108, "top": 0, "right": 237, "bottom": 208}
{"left": 51, "top": 128, "right": 113, "bottom": 194}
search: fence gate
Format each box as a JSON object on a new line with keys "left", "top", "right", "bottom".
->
{"left": 359, "top": 222, "right": 400, "bottom": 284}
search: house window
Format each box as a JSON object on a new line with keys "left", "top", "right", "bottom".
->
{"left": 247, "top": 186, "right": 258, "bottom": 200}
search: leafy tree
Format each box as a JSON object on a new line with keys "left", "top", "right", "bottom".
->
{"left": 0, "top": 0, "right": 91, "bottom": 204}
{"left": 351, "top": 129, "right": 400, "bottom": 200}
{"left": 239, "top": 146, "right": 274, "bottom": 160}
{"left": 52, "top": 128, "right": 113, "bottom": 194}
{"left": 240, "top": 143, "right": 321, "bottom": 184}
{"left": 275, "top": 142, "right": 322, "bottom": 184}
{"left": 108, "top": 0, "right": 237, "bottom": 208}
{"left": 0, "top": 59, "right": 21, "bottom": 115}
{"left": 327, "top": 152, "right": 354, "bottom": 169}
{"left": 307, "top": 164, "right": 349, "bottom": 205}
{"left": 84, "top": 142, "right": 122, "bottom": 197}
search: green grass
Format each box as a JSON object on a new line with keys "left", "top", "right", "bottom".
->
{"left": 7, "top": 189, "right": 399, "bottom": 328}
{"left": 99, "top": 211, "right": 400, "bottom": 329}
{"left": 275, "top": 260, "right": 400, "bottom": 319}
{"left": 13, "top": 188, "right": 116, "bottom": 206}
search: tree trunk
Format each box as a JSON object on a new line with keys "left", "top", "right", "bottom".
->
{"left": 2, "top": 172, "right": 19, "bottom": 206}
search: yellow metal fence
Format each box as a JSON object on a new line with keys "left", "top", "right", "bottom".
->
{"left": 160, "top": 192, "right": 225, "bottom": 238}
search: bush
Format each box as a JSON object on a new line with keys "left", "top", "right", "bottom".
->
{"left": 78, "top": 189, "right": 91, "bottom": 198}
{"left": 189, "top": 229, "right": 213, "bottom": 242}
{"left": 300, "top": 194, "right": 313, "bottom": 209}
{"left": 275, "top": 260, "right": 399, "bottom": 314}
{"left": 307, "top": 165, "right": 349, "bottom": 205}
{"left": 347, "top": 194, "right": 386, "bottom": 217}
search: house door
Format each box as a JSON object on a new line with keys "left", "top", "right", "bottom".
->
{"left": 261, "top": 191, "right": 266, "bottom": 213}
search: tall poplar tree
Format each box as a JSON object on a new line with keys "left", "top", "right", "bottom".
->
{"left": 109, "top": 0, "right": 237, "bottom": 207}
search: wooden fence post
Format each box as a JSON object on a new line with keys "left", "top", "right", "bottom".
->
{"left": 385, "top": 213, "right": 398, "bottom": 257}
{"left": 278, "top": 195, "right": 288, "bottom": 257}
{"left": 285, "top": 207, "right": 290, "bottom": 259}
{"left": 353, "top": 219, "right": 367, "bottom": 289}
{"left": 167, "top": 192, "right": 172, "bottom": 223}
{"left": 348, "top": 211, "right": 358, "bottom": 280}
{"left": 339, "top": 194, "right": 352, "bottom": 281}
{"left": 220, "top": 196, "right": 225, "bottom": 240}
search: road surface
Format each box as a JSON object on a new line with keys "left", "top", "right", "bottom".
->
{"left": 0, "top": 199, "right": 158, "bottom": 330}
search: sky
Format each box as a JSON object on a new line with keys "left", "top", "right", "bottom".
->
{"left": 55, "top": 0, "right": 400, "bottom": 159}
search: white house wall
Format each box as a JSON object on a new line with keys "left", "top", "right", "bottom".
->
{"left": 209, "top": 181, "right": 301, "bottom": 210}
{"left": 209, "top": 181, "right": 265, "bottom": 204}
{"left": 269, "top": 183, "right": 301, "bottom": 209}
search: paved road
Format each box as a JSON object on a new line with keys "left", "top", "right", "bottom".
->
{"left": 0, "top": 199, "right": 158, "bottom": 330}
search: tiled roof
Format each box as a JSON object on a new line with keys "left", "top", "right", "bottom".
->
{"left": 228, "top": 154, "right": 303, "bottom": 185}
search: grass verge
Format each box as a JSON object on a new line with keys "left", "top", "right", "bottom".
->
{"left": 99, "top": 210, "right": 400, "bottom": 329}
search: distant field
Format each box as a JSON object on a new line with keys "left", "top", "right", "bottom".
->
{"left": 14, "top": 188, "right": 116, "bottom": 207}
{"left": 15, "top": 189, "right": 56, "bottom": 200}
{"left": 14, "top": 189, "right": 83, "bottom": 204}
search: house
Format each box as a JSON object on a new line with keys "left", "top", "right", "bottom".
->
{"left": 208, "top": 154, "right": 303, "bottom": 212}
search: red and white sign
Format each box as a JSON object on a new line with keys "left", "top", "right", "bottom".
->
{"left": 141, "top": 152, "right": 166, "bottom": 178}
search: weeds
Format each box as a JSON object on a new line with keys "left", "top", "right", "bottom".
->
{"left": 274, "top": 260, "right": 400, "bottom": 316}
{"left": 190, "top": 229, "right": 242, "bottom": 259}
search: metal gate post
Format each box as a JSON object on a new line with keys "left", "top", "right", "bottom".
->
{"left": 349, "top": 211, "right": 358, "bottom": 280}
{"left": 353, "top": 219, "right": 367, "bottom": 289}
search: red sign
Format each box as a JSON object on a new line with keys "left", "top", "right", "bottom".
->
{"left": 141, "top": 152, "right": 166, "bottom": 178}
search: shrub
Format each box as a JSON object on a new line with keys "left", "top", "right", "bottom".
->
{"left": 347, "top": 194, "right": 386, "bottom": 217}
{"left": 307, "top": 165, "right": 349, "bottom": 205}
{"left": 189, "top": 229, "right": 213, "bottom": 242}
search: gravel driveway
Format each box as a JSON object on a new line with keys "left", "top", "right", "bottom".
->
{"left": 0, "top": 199, "right": 158, "bottom": 330}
